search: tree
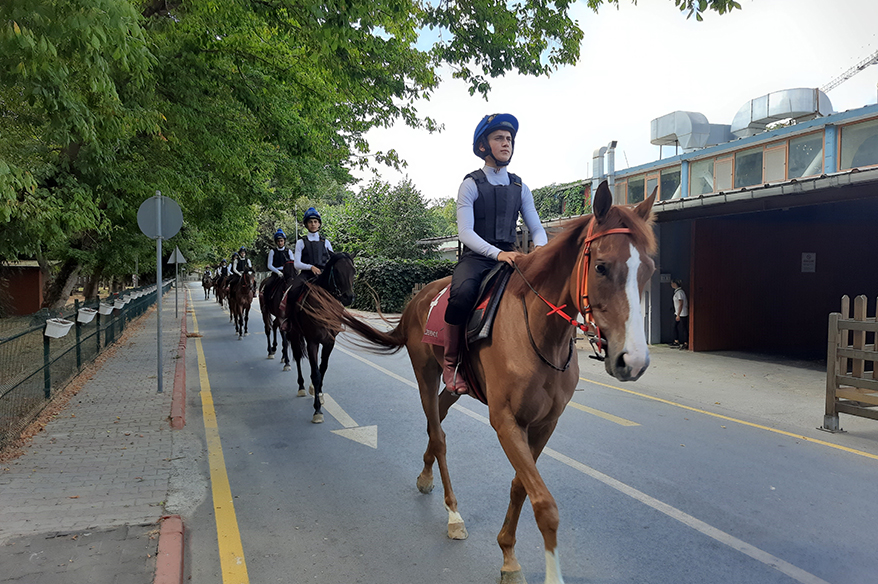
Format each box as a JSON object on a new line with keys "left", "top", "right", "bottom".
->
{"left": 1, "top": 0, "right": 743, "bottom": 308}
{"left": 327, "top": 179, "right": 436, "bottom": 259}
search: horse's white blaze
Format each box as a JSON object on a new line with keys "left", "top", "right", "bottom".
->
{"left": 622, "top": 243, "right": 649, "bottom": 377}
{"left": 544, "top": 550, "right": 565, "bottom": 584}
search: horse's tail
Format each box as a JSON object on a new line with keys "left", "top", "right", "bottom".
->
{"left": 301, "top": 285, "right": 407, "bottom": 354}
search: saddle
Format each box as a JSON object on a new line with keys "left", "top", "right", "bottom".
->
{"left": 421, "top": 264, "right": 513, "bottom": 404}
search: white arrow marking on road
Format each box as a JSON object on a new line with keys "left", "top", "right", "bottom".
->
{"left": 322, "top": 393, "right": 377, "bottom": 449}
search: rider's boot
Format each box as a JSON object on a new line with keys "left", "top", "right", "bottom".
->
{"left": 442, "top": 323, "right": 468, "bottom": 395}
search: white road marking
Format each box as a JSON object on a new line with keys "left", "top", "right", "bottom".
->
{"left": 340, "top": 349, "right": 833, "bottom": 584}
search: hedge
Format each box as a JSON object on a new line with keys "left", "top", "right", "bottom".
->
{"left": 351, "top": 257, "right": 456, "bottom": 313}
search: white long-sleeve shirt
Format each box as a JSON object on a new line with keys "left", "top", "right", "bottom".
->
{"left": 457, "top": 165, "right": 547, "bottom": 259}
{"left": 294, "top": 232, "right": 334, "bottom": 271}
{"left": 267, "top": 247, "right": 293, "bottom": 276}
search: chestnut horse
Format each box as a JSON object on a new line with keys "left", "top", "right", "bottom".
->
{"left": 229, "top": 269, "right": 256, "bottom": 339}
{"left": 283, "top": 252, "right": 356, "bottom": 423}
{"left": 303, "top": 182, "right": 656, "bottom": 584}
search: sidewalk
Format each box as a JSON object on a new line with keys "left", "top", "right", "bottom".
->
{"left": 0, "top": 290, "right": 185, "bottom": 584}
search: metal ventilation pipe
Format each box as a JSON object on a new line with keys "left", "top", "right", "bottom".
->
{"left": 606, "top": 141, "right": 618, "bottom": 200}
{"left": 592, "top": 146, "right": 607, "bottom": 195}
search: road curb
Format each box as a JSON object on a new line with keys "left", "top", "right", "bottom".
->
{"left": 154, "top": 514, "right": 185, "bottom": 584}
{"left": 170, "top": 291, "right": 188, "bottom": 430}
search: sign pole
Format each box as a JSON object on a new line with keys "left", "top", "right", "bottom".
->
{"left": 155, "top": 192, "right": 163, "bottom": 393}
{"left": 175, "top": 257, "right": 179, "bottom": 319}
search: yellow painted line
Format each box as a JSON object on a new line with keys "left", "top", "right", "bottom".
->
{"left": 580, "top": 375, "right": 878, "bottom": 462}
{"left": 566, "top": 401, "right": 640, "bottom": 426}
{"left": 190, "top": 291, "right": 250, "bottom": 584}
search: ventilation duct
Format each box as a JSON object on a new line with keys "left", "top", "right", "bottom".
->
{"left": 650, "top": 111, "right": 733, "bottom": 150}
{"left": 731, "top": 88, "right": 833, "bottom": 138}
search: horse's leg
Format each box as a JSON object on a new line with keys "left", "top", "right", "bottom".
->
{"left": 281, "top": 324, "right": 291, "bottom": 371}
{"left": 290, "top": 332, "right": 306, "bottom": 397}
{"left": 263, "top": 312, "right": 275, "bottom": 358}
{"left": 493, "top": 412, "right": 564, "bottom": 584}
{"left": 243, "top": 305, "right": 249, "bottom": 336}
{"left": 308, "top": 340, "right": 324, "bottom": 424}
{"left": 410, "top": 347, "right": 466, "bottom": 540}
{"left": 309, "top": 336, "right": 333, "bottom": 406}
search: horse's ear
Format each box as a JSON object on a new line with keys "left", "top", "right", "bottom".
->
{"left": 634, "top": 187, "right": 657, "bottom": 220}
{"left": 350, "top": 250, "right": 358, "bottom": 260}
{"left": 593, "top": 181, "right": 612, "bottom": 223}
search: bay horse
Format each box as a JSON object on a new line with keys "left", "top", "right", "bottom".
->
{"left": 283, "top": 252, "right": 356, "bottom": 423}
{"left": 229, "top": 269, "right": 256, "bottom": 339}
{"left": 259, "top": 261, "right": 298, "bottom": 369}
{"left": 303, "top": 182, "right": 656, "bottom": 584}
{"left": 202, "top": 272, "right": 212, "bottom": 300}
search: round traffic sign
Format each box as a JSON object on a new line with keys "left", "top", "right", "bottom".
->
{"left": 137, "top": 195, "right": 183, "bottom": 240}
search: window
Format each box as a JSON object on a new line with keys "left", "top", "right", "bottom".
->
{"left": 789, "top": 133, "right": 823, "bottom": 178}
{"left": 690, "top": 159, "right": 714, "bottom": 195}
{"left": 715, "top": 157, "right": 733, "bottom": 191}
{"left": 840, "top": 118, "right": 878, "bottom": 169}
{"left": 735, "top": 147, "right": 763, "bottom": 188}
{"left": 763, "top": 144, "right": 786, "bottom": 183}
{"left": 660, "top": 167, "right": 681, "bottom": 199}
{"left": 628, "top": 176, "right": 645, "bottom": 204}
{"left": 613, "top": 181, "right": 627, "bottom": 206}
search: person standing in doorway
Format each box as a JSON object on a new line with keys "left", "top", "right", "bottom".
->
{"left": 671, "top": 278, "right": 689, "bottom": 350}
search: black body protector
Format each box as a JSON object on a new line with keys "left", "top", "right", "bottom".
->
{"left": 271, "top": 247, "right": 291, "bottom": 270}
{"left": 300, "top": 235, "right": 330, "bottom": 269}
{"left": 466, "top": 169, "right": 522, "bottom": 252}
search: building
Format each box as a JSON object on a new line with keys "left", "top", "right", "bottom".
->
{"left": 586, "top": 89, "right": 878, "bottom": 359}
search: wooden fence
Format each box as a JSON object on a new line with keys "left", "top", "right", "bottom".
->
{"left": 824, "top": 295, "right": 878, "bottom": 432}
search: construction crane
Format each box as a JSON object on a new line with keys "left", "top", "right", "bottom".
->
{"left": 821, "top": 48, "right": 878, "bottom": 93}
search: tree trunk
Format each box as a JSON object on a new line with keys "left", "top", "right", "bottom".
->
{"left": 83, "top": 269, "right": 102, "bottom": 301}
{"left": 43, "top": 259, "right": 82, "bottom": 310}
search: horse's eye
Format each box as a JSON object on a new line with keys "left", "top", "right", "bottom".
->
{"left": 595, "top": 263, "right": 608, "bottom": 276}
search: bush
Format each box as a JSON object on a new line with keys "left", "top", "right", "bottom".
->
{"left": 352, "top": 257, "right": 455, "bottom": 313}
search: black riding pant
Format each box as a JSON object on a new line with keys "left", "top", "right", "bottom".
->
{"left": 445, "top": 248, "right": 509, "bottom": 326}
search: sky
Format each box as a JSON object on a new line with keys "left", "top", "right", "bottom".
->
{"left": 351, "top": 0, "right": 878, "bottom": 203}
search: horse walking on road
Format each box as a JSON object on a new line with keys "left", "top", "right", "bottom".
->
{"left": 259, "top": 261, "right": 298, "bottom": 368}
{"left": 229, "top": 270, "right": 256, "bottom": 340}
{"left": 303, "top": 182, "right": 656, "bottom": 584}
{"left": 283, "top": 252, "right": 356, "bottom": 423}
{"left": 202, "top": 272, "right": 212, "bottom": 300}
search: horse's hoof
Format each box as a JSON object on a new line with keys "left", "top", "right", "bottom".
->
{"left": 297, "top": 389, "right": 307, "bottom": 397}
{"left": 244, "top": 332, "right": 249, "bottom": 337}
{"left": 499, "top": 570, "right": 527, "bottom": 584}
{"left": 416, "top": 473, "right": 434, "bottom": 494}
{"left": 447, "top": 521, "right": 468, "bottom": 540}
{"left": 308, "top": 384, "right": 315, "bottom": 395}
{"left": 237, "top": 336, "right": 242, "bottom": 341}
{"left": 267, "top": 354, "right": 274, "bottom": 360}
{"left": 283, "top": 364, "right": 291, "bottom": 372}
{"left": 311, "top": 413, "right": 324, "bottom": 424}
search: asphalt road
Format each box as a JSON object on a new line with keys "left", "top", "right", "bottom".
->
{"left": 175, "top": 286, "right": 878, "bottom": 584}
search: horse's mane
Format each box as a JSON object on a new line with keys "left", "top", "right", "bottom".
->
{"left": 507, "top": 206, "right": 656, "bottom": 298}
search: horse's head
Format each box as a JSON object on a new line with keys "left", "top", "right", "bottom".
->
{"left": 318, "top": 252, "right": 356, "bottom": 307}
{"left": 579, "top": 181, "right": 656, "bottom": 382}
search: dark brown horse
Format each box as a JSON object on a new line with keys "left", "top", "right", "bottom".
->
{"left": 303, "top": 182, "right": 656, "bottom": 583}
{"left": 229, "top": 269, "right": 256, "bottom": 339}
{"left": 284, "top": 252, "right": 356, "bottom": 423}
{"left": 202, "top": 271, "right": 212, "bottom": 300}
{"left": 259, "top": 261, "right": 298, "bottom": 370}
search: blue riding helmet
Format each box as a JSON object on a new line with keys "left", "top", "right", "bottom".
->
{"left": 472, "top": 113, "right": 518, "bottom": 166}
{"left": 303, "top": 207, "right": 321, "bottom": 225}
{"left": 239, "top": 246, "right": 247, "bottom": 253}
{"left": 220, "top": 259, "right": 227, "bottom": 264}
{"left": 273, "top": 229, "right": 286, "bottom": 242}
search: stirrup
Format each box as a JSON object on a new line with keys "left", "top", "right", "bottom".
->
{"left": 445, "top": 363, "right": 468, "bottom": 395}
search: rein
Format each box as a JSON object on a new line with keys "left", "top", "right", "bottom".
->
{"left": 512, "top": 218, "right": 633, "bottom": 363}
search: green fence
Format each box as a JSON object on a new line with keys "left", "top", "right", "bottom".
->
{"left": 0, "top": 280, "right": 173, "bottom": 450}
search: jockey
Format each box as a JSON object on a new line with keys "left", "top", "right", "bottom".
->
{"left": 442, "top": 113, "right": 547, "bottom": 395}
{"left": 288, "top": 207, "right": 334, "bottom": 301}
{"left": 218, "top": 259, "right": 229, "bottom": 277}
{"left": 294, "top": 207, "right": 333, "bottom": 281}
{"left": 229, "top": 247, "right": 253, "bottom": 289}
{"left": 265, "top": 229, "right": 294, "bottom": 301}
{"left": 204, "top": 266, "right": 212, "bottom": 278}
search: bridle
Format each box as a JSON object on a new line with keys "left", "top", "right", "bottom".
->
{"left": 575, "top": 219, "right": 633, "bottom": 358}
{"left": 513, "top": 218, "right": 633, "bottom": 364}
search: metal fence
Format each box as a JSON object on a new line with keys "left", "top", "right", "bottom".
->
{"left": 0, "top": 280, "right": 173, "bottom": 450}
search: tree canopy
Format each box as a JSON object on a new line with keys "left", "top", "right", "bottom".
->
{"left": 0, "top": 0, "right": 743, "bottom": 307}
